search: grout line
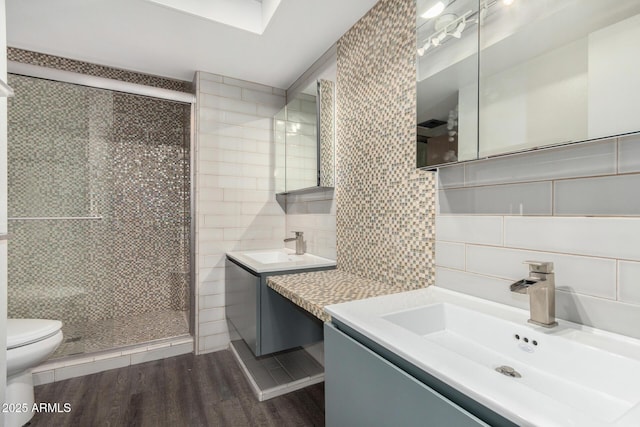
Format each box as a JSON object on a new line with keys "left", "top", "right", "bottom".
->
{"left": 438, "top": 266, "right": 619, "bottom": 302}
{"left": 616, "top": 259, "right": 620, "bottom": 302}
{"left": 616, "top": 137, "right": 620, "bottom": 175}
{"left": 435, "top": 239, "right": 639, "bottom": 262}
{"left": 551, "top": 179, "right": 555, "bottom": 216}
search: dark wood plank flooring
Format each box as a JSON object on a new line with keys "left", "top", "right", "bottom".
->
{"left": 31, "top": 350, "right": 325, "bottom": 427}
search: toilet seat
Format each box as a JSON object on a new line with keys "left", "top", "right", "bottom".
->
{"left": 7, "top": 319, "right": 63, "bottom": 349}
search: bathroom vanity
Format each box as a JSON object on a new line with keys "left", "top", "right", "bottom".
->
{"left": 324, "top": 287, "right": 640, "bottom": 427}
{"left": 324, "top": 324, "right": 497, "bottom": 427}
{"left": 225, "top": 249, "right": 335, "bottom": 356}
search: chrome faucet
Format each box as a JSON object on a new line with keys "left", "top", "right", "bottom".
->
{"left": 510, "top": 261, "right": 558, "bottom": 328}
{"left": 284, "top": 231, "right": 305, "bottom": 255}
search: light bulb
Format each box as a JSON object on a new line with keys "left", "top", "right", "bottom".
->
{"left": 418, "top": 47, "right": 425, "bottom": 56}
{"left": 479, "top": 6, "right": 488, "bottom": 24}
{"left": 422, "top": 1, "right": 445, "bottom": 19}
{"left": 503, "top": 0, "right": 515, "bottom": 5}
{"left": 431, "top": 37, "right": 440, "bottom": 47}
{"left": 452, "top": 18, "right": 466, "bottom": 38}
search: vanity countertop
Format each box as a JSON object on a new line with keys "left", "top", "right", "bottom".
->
{"left": 266, "top": 269, "right": 407, "bottom": 322}
{"left": 226, "top": 248, "right": 336, "bottom": 274}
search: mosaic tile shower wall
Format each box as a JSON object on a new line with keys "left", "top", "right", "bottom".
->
{"left": 7, "top": 74, "right": 191, "bottom": 350}
{"left": 335, "top": 0, "right": 436, "bottom": 289}
{"left": 8, "top": 47, "right": 192, "bottom": 93}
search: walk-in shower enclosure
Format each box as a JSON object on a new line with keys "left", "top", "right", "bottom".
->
{"left": 7, "top": 72, "right": 192, "bottom": 358}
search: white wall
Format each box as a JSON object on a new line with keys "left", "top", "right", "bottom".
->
{"left": 436, "top": 135, "right": 640, "bottom": 339}
{"left": 194, "top": 72, "right": 286, "bottom": 354}
{"left": 0, "top": 0, "right": 8, "bottom": 421}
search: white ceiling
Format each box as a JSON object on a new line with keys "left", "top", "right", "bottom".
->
{"left": 5, "top": 0, "right": 378, "bottom": 89}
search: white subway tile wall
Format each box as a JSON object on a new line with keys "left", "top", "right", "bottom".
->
{"left": 618, "top": 261, "right": 640, "bottom": 305}
{"left": 618, "top": 133, "right": 640, "bottom": 173}
{"left": 464, "top": 139, "right": 617, "bottom": 186}
{"left": 436, "top": 136, "right": 640, "bottom": 338}
{"left": 285, "top": 189, "right": 337, "bottom": 260}
{"left": 195, "top": 72, "right": 286, "bottom": 354}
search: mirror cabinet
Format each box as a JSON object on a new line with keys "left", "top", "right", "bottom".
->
{"left": 417, "top": 0, "right": 640, "bottom": 169}
{"left": 275, "top": 79, "right": 335, "bottom": 194}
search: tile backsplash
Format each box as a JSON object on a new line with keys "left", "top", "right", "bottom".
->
{"left": 285, "top": 189, "right": 336, "bottom": 260}
{"left": 436, "top": 135, "right": 640, "bottom": 338}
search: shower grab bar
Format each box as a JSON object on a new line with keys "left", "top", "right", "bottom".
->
{"left": 8, "top": 216, "right": 103, "bottom": 221}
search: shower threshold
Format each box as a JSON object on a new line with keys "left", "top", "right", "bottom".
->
{"left": 52, "top": 309, "right": 190, "bottom": 359}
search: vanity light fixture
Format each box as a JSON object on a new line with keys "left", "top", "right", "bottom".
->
{"left": 422, "top": 1, "right": 446, "bottom": 19}
{"left": 417, "top": 41, "right": 431, "bottom": 56}
{"left": 418, "top": 10, "right": 472, "bottom": 54}
{"left": 451, "top": 17, "right": 466, "bottom": 38}
{"left": 418, "top": 0, "right": 516, "bottom": 57}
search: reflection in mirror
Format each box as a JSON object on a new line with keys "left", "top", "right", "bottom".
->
{"left": 286, "top": 81, "right": 318, "bottom": 192}
{"left": 274, "top": 80, "right": 335, "bottom": 194}
{"left": 274, "top": 106, "right": 286, "bottom": 194}
{"left": 478, "top": 0, "right": 640, "bottom": 157}
{"left": 417, "top": 0, "right": 640, "bottom": 168}
{"left": 416, "top": 0, "right": 480, "bottom": 168}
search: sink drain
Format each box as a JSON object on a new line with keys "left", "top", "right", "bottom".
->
{"left": 495, "top": 365, "right": 521, "bottom": 378}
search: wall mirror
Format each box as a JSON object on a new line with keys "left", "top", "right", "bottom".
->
{"left": 417, "top": 0, "right": 480, "bottom": 168}
{"left": 275, "top": 79, "right": 335, "bottom": 194}
{"left": 417, "top": 0, "right": 640, "bottom": 168}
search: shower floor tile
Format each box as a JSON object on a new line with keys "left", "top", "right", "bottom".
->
{"left": 52, "top": 309, "right": 189, "bottom": 359}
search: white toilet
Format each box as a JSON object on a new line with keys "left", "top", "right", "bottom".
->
{"left": 6, "top": 319, "right": 63, "bottom": 427}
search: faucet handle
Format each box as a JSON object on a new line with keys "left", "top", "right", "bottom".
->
{"left": 524, "top": 260, "right": 554, "bottom": 274}
{"left": 292, "top": 231, "right": 303, "bottom": 237}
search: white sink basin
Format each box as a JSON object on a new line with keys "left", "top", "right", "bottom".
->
{"left": 244, "top": 251, "right": 301, "bottom": 264}
{"left": 226, "top": 248, "right": 336, "bottom": 273}
{"left": 326, "top": 287, "right": 640, "bottom": 426}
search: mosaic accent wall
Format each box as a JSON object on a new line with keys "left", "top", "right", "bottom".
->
{"left": 335, "top": 0, "right": 436, "bottom": 289}
{"left": 7, "top": 47, "right": 192, "bottom": 93}
{"left": 7, "top": 74, "right": 191, "bottom": 326}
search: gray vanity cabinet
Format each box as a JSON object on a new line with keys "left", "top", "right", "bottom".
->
{"left": 225, "top": 257, "right": 332, "bottom": 357}
{"left": 325, "top": 323, "right": 492, "bottom": 427}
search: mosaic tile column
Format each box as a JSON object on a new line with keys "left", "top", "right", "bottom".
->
{"left": 335, "top": 0, "right": 436, "bottom": 290}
